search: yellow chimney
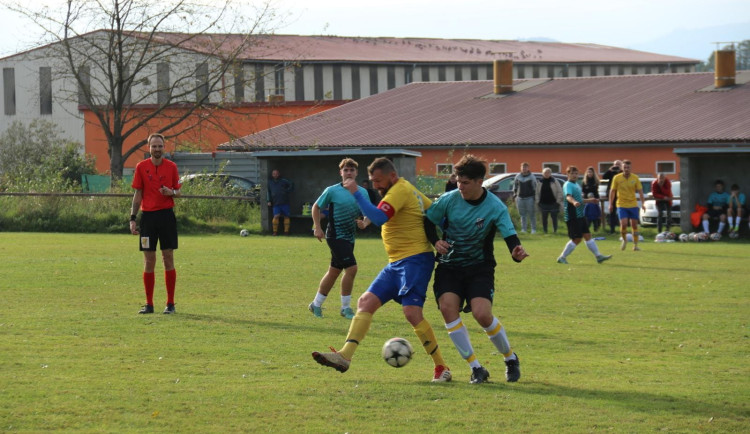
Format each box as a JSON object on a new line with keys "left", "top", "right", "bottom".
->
{"left": 715, "top": 49, "right": 736, "bottom": 88}
{"left": 493, "top": 59, "right": 513, "bottom": 94}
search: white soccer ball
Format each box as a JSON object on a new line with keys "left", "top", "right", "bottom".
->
{"left": 688, "top": 232, "right": 697, "bottom": 242}
{"left": 655, "top": 233, "right": 666, "bottom": 242}
{"left": 666, "top": 232, "right": 677, "bottom": 241}
{"left": 679, "top": 233, "right": 689, "bottom": 242}
{"left": 382, "top": 337, "right": 413, "bottom": 368}
{"left": 240, "top": 229, "right": 249, "bottom": 237}
{"left": 709, "top": 232, "right": 721, "bottom": 241}
{"left": 696, "top": 232, "right": 709, "bottom": 242}
{"left": 729, "top": 231, "right": 739, "bottom": 239}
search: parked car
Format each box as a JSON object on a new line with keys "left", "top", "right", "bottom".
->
{"left": 641, "top": 181, "right": 680, "bottom": 226}
{"left": 483, "top": 172, "right": 567, "bottom": 202}
{"left": 179, "top": 174, "right": 261, "bottom": 203}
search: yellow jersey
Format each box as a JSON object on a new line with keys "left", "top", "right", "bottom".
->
{"left": 378, "top": 178, "right": 433, "bottom": 262}
{"left": 611, "top": 173, "right": 642, "bottom": 208}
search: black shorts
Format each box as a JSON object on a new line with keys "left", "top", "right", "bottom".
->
{"left": 327, "top": 238, "right": 356, "bottom": 269}
{"left": 707, "top": 207, "right": 727, "bottom": 218}
{"left": 138, "top": 208, "right": 178, "bottom": 251}
{"left": 433, "top": 263, "right": 495, "bottom": 309}
{"left": 566, "top": 216, "right": 590, "bottom": 239}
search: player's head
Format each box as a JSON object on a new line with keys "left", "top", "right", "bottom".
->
{"left": 338, "top": 158, "right": 358, "bottom": 180}
{"left": 520, "top": 162, "right": 530, "bottom": 174}
{"left": 147, "top": 133, "right": 165, "bottom": 159}
{"left": 368, "top": 157, "right": 398, "bottom": 195}
{"left": 566, "top": 165, "right": 579, "bottom": 181}
{"left": 271, "top": 169, "right": 280, "bottom": 180}
{"left": 622, "top": 159, "right": 632, "bottom": 175}
{"left": 714, "top": 179, "right": 724, "bottom": 191}
{"left": 454, "top": 155, "right": 487, "bottom": 200}
{"left": 542, "top": 167, "right": 552, "bottom": 178}
{"left": 731, "top": 183, "right": 740, "bottom": 192}
{"left": 657, "top": 173, "right": 666, "bottom": 183}
{"left": 614, "top": 159, "right": 623, "bottom": 168}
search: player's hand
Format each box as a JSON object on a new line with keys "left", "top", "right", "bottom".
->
{"left": 267, "top": 201, "right": 272, "bottom": 207}
{"left": 356, "top": 218, "right": 368, "bottom": 229}
{"left": 129, "top": 220, "right": 139, "bottom": 235}
{"left": 434, "top": 240, "right": 450, "bottom": 255}
{"left": 313, "top": 228, "right": 324, "bottom": 241}
{"left": 342, "top": 178, "right": 359, "bottom": 194}
{"left": 511, "top": 245, "right": 529, "bottom": 262}
{"left": 574, "top": 201, "right": 581, "bottom": 208}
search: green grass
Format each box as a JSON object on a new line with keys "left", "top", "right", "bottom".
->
{"left": 1, "top": 232, "right": 748, "bottom": 432}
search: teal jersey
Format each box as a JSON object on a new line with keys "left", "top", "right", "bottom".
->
{"left": 425, "top": 189, "right": 517, "bottom": 267}
{"left": 563, "top": 181, "right": 585, "bottom": 221}
{"left": 707, "top": 191, "right": 730, "bottom": 207}
{"left": 316, "top": 183, "right": 367, "bottom": 243}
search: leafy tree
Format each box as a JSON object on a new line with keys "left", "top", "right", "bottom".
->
{"left": 0, "top": 120, "right": 97, "bottom": 190}
{"left": 700, "top": 39, "right": 749, "bottom": 71}
{"left": 5, "top": 0, "right": 281, "bottom": 182}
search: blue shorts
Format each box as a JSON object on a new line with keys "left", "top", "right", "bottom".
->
{"left": 618, "top": 207, "right": 640, "bottom": 221}
{"left": 272, "top": 204, "right": 291, "bottom": 217}
{"left": 367, "top": 252, "right": 435, "bottom": 307}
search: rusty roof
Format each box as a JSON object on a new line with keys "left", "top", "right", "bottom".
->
{"left": 222, "top": 71, "right": 750, "bottom": 150}
{"left": 147, "top": 33, "right": 697, "bottom": 64}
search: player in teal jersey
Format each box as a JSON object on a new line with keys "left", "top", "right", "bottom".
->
{"left": 309, "top": 158, "right": 370, "bottom": 319}
{"left": 425, "top": 155, "right": 529, "bottom": 384}
{"left": 557, "top": 166, "right": 613, "bottom": 264}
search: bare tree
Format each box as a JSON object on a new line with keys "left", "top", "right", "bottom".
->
{"left": 5, "top": 0, "right": 282, "bottom": 181}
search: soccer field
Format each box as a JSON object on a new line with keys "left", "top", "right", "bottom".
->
{"left": 1, "top": 232, "right": 748, "bottom": 432}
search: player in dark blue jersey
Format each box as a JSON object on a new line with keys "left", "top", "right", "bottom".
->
{"left": 425, "top": 155, "right": 528, "bottom": 384}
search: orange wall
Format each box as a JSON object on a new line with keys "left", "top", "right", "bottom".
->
{"left": 83, "top": 102, "right": 343, "bottom": 173}
{"left": 415, "top": 146, "right": 681, "bottom": 178}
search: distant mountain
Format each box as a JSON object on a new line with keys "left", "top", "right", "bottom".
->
{"left": 628, "top": 22, "right": 749, "bottom": 61}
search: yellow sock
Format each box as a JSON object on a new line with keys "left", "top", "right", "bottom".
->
{"left": 272, "top": 217, "right": 279, "bottom": 234}
{"left": 413, "top": 319, "right": 447, "bottom": 367}
{"left": 339, "top": 311, "right": 372, "bottom": 359}
{"left": 283, "top": 217, "right": 291, "bottom": 234}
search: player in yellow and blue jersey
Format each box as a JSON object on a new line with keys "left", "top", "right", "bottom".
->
{"left": 425, "top": 155, "right": 528, "bottom": 384}
{"left": 312, "top": 157, "right": 452, "bottom": 382}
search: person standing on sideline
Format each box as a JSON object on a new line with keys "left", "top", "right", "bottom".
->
{"left": 513, "top": 162, "right": 538, "bottom": 233}
{"left": 701, "top": 180, "right": 730, "bottom": 234}
{"left": 309, "top": 159, "right": 370, "bottom": 319}
{"left": 535, "top": 168, "right": 564, "bottom": 233}
{"left": 651, "top": 173, "right": 673, "bottom": 233}
{"left": 557, "top": 166, "right": 612, "bottom": 264}
{"left": 129, "top": 133, "right": 181, "bottom": 314}
{"left": 602, "top": 160, "right": 623, "bottom": 234}
{"left": 312, "top": 157, "right": 452, "bottom": 382}
{"left": 360, "top": 179, "right": 381, "bottom": 205}
{"left": 727, "top": 184, "right": 746, "bottom": 234}
{"left": 425, "top": 155, "right": 527, "bottom": 384}
{"left": 584, "top": 193, "right": 602, "bottom": 232}
{"left": 445, "top": 173, "right": 458, "bottom": 192}
{"left": 267, "top": 169, "right": 294, "bottom": 235}
{"left": 609, "top": 160, "right": 645, "bottom": 251}
{"left": 581, "top": 166, "right": 600, "bottom": 200}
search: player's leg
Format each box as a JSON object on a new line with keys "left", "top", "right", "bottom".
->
{"left": 281, "top": 205, "right": 291, "bottom": 235}
{"left": 309, "top": 265, "right": 341, "bottom": 317}
{"left": 158, "top": 209, "right": 178, "bottom": 313}
{"left": 702, "top": 212, "right": 711, "bottom": 233}
{"left": 618, "top": 207, "right": 630, "bottom": 250}
{"left": 333, "top": 239, "right": 358, "bottom": 319}
{"left": 470, "top": 297, "right": 520, "bottom": 382}
{"left": 557, "top": 219, "right": 579, "bottom": 263}
{"left": 272, "top": 212, "right": 280, "bottom": 235}
{"left": 137, "top": 212, "right": 158, "bottom": 314}
{"left": 717, "top": 212, "right": 727, "bottom": 234}
{"left": 630, "top": 214, "right": 641, "bottom": 251}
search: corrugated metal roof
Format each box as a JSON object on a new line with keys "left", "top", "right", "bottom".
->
{"left": 222, "top": 71, "right": 750, "bottom": 150}
{"left": 148, "top": 33, "right": 697, "bottom": 64}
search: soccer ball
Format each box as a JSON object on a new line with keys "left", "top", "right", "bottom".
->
{"left": 655, "top": 233, "right": 666, "bottom": 242}
{"left": 709, "top": 232, "right": 721, "bottom": 241}
{"left": 729, "top": 231, "right": 740, "bottom": 239}
{"left": 688, "top": 232, "right": 697, "bottom": 242}
{"left": 679, "top": 233, "right": 689, "bottom": 242}
{"left": 665, "top": 232, "right": 677, "bottom": 241}
{"left": 240, "top": 229, "right": 249, "bottom": 237}
{"left": 696, "top": 232, "right": 709, "bottom": 242}
{"left": 382, "top": 337, "right": 413, "bottom": 368}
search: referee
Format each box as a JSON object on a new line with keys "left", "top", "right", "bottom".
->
{"left": 129, "top": 133, "right": 181, "bottom": 314}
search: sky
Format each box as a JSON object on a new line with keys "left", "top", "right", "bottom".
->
{"left": 1, "top": 0, "right": 749, "bottom": 61}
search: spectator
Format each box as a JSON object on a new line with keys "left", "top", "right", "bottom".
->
{"left": 651, "top": 173, "right": 673, "bottom": 233}
{"left": 535, "top": 168, "right": 564, "bottom": 233}
{"left": 581, "top": 166, "right": 600, "bottom": 199}
{"left": 444, "top": 173, "right": 458, "bottom": 192}
{"left": 361, "top": 179, "right": 381, "bottom": 205}
{"left": 513, "top": 162, "right": 538, "bottom": 233}
{"left": 584, "top": 193, "right": 602, "bottom": 232}
{"left": 702, "top": 180, "right": 729, "bottom": 234}
{"left": 602, "top": 160, "right": 623, "bottom": 234}
{"left": 727, "top": 184, "right": 746, "bottom": 234}
{"left": 267, "top": 169, "right": 294, "bottom": 235}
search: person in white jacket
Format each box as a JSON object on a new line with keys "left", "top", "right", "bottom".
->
{"left": 535, "top": 168, "right": 564, "bottom": 233}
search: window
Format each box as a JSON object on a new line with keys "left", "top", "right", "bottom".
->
{"left": 351, "top": 66, "right": 360, "bottom": 99}
{"left": 404, "top": 67, "right": 413, "bottom": 84}
{"left": 40, "top": 67, "right": 52, "bottom": 115}
{"left": 233, "top": 63, "right": 244, "bottom": 102}
{"left": 369, "top": 65, "right": 378, "bottom": 95}
{"left": 489, "top": 163, "right": 506, "bottom": 175}
{"left": 454, "top": 66, "right": 463, "bottom": 81}
{"left": 543, "top": 162, "right": 561, "bottom": 173}
{"left": 599, "top": 162, "right": 613, "bottom": 174}
{"left": 470, "top": 65, "right": 478, "bottom": 80}
{"left": 256, "top": 64, "right": 266, "bottom": 102}
{"left": 655, "top": 161, "right": 676, "bottom": 174}
{"left": 436, "top": 164, "right": 453, "bottom": 176}
{"left": 421, "top": 66, "right": 429, "bottom": 82}
{"left": 274, "top": 64, "right": 285, "bottom": 96}
{"left": 78, "top": 65, "right": 90, "bottom": 106}
{"left": 332, "top": 65, "right": 342, "bottom": 99}
{"left": 313, "top": 64, "right": 323, "bottom": 100}
{"left": 437, "top": 65, "right": 446, "bottom": 81}
{"left": 196, "top": 63, "right": 208, "bottom": 103}
{"left": 294, "top": 65, "right": 304, "bottom": 101}
{"left": 387, "top": 66, "right": 395, "bottom": 90}
{"left": 3, "top": 67, "right": 15, "bottom": 115}
{"left": 157, "top": 63, "right": 170, "bottom": 105}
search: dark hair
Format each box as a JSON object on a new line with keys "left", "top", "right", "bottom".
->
{"left": 566, "top": 165, "right": 579, "bottom": 174}
{"left": 453, "top": 154, "right": 487, "bottom": 180}
{"left": 622, "top": 159, "right": 632, "bottom": 166}
{"left": 339, "top": 158, "right": 358, "bottom": 169}
{"left": 731, "top": 183, "right": 739, "bottom": 190}
{"left": 715, "top": 179, "right": 725, "bottom": 186}
{"left": 368, "top": 157, "right": 396, "bottom": 175}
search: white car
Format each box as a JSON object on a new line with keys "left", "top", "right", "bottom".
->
{"left": 599, "top": 177, "right": 655, "bottom": 218}
{"left": 641, "top": 181, "right": 681, "bottom": 227}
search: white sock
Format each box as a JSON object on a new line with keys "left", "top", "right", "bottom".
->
{"left": 340, "top": 295, "right": 352, "bottom": 310}
{"left": 585, "top": 239, "right": 601, "bottom": 256}
{"left": 445, "top": 318, "right": 480, "bottom": 368}
{"left": 483, "top": 317, "right": 512, "bottom": 356}
{"left": 560, "top": 240, "right": 577, "bottom": 258}
{"left": 313, "top": 292, "right": 327, "bottom": 307}
{"left": 702, "top": 220, "right": 710, "bottom": 233}
{"left": 718, "top": 222, "right": 726, "bottom": 233}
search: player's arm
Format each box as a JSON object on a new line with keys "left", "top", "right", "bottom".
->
{"left": 504, "top": 235, "right": 528, "bottom": 263}
{"left": 129, "top": 189, "right": 143, "bottom": 235}
{"left": 352, "top": 190, "right": 389, "bottom": 226}
{"left": 423, "top": 216, "right": 439, "bottom": 246}
{"left": 311, "top": 202, "right": 324, "bottom": 241}
{"left": 608, "top": 185, "right": 617, "bottom": 212}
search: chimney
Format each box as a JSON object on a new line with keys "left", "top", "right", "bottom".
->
{"left": 714, "top": 49, "right": 736, "bottom": 88}
{"left": 493, "top": 59, "right": 513, "bottom": 94}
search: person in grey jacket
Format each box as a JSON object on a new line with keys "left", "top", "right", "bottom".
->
{"left": 513, "top": 162, "right": 538, "bottom": 233}
{"left": 535, "top": 168, "right": 564, "bottom": 233}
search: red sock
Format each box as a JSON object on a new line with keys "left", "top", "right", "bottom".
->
{"left": 143, "top": 272, "right": 155, "bottom": 306}
{"left": 165, "top": 269, "right": 176, "bottom": 305}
